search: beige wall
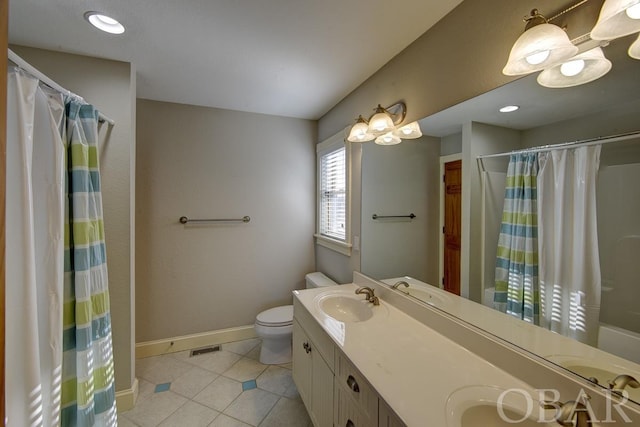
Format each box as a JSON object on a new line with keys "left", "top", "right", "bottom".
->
{"left": 10, "top": 46, "right": 136, "bottom": 392}
{"left": 360, "top": 136, "right": 440, "bottom": 282}
{"left": 316, "top": 0, "right": 604, "bottom": 289}
{"left": 136, "top": 99, "right": 316, "bottom": 342}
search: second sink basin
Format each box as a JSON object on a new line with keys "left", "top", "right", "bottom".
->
{"left": 314, "top": 290, "right": 385, "bottom": 323}
{"left": 446, "top": 385, "right": 558, "bottom": 427}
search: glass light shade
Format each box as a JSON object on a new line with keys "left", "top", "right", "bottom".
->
{"left": 367, "top": 110, "right": 395, "bottom": 135}
{"left": 503, "top": 23, "right": 578, "bottom": 75}
{"left": 630, "top": 34, "right": 640, "bottom": 59}
{"left": 84, "top": 12, "right": 125, "bottom": 34}
{"left": 591, "top": 0, "right": 640, "bottom": 40}
{"left": 375, "top": 133, "right": 402, "bottom": 146}
{"left": 347, "top": 119, "right": 375, "bottom": 142}
{"left": 392, "top": 121, "right": 422, "bottom": 139}
{"left": 537, "top": 47, "right": 612, "bottom": 88}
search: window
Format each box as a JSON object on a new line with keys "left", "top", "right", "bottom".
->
{"left": 315, "top": 131, "right": 351, "bottom": 255}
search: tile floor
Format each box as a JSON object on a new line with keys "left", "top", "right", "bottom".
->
{"left": 119, "top": 338, "right": 313, "bottom": 427}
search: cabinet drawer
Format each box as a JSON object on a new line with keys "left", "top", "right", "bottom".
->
{"left": 293, "top": 297, "right": 335, "bottom": 371}
{"left": 335, "top": 382, "right": 375, "bottom": 427}
{"left": 336, "top": 352, "right": 377, "bottom": 420}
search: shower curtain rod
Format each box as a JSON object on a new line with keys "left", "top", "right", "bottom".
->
{"left": 7, "top": 49, "right": 115, "bottom": 126}
{"left": 476, "top": 130, "right": 640, "bottom": 161}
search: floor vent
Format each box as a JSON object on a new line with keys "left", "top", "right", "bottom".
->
{"left": 190, "top": 345, "right": 221, "bottom": 357}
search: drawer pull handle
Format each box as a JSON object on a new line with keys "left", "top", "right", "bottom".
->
{"left": 303, "top": 342, "right": 311, "bottom": 354}
{"left": 347, "top": 375, "right": 360, "bottom": 393}
{"left": 346, "top": 419, "right": 355, "bottom": 427}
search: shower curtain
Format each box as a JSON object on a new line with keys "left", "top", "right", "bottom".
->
{"left": 493, "top": 153, "right": 540, "bottom": 324}
{"left": 6, "top": 68, "right": 117, "bottom": 426}
{"left": 537, "top": 146, "right": 602, "bottom": 346}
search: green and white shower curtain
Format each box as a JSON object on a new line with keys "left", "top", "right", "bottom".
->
{"left": 493, "top": 153, "right": 540, "bottom": 324}
{"left": 6, "top": 68, "right": 117, "bottom": 426}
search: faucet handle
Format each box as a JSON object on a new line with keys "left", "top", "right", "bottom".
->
{"left": 541, "top": 400, "right": 590, "bottom": 426}
{"left": 608, "top": 374, "right": 640, "bottom": 391}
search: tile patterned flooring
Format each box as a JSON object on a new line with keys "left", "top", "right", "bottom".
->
{"left": 119, "top": 339, "right": 313, "bottom": 427}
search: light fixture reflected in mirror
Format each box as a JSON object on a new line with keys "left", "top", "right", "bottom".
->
{"left": 591, "top": 0, "right": 640, "bottom": 40}
{"left": 537, "top": 46, "right": 612, "bottom": 88}
{"left": 347, "top": 102, "right": 422, "bottom": 145}
{"left": 630, "top": 34, "right": 640, "bottom": 59}
{"left": 499, "top": 105, "right": 520, "bottom": 113}
{"left": 503, "top": 9, "right": 578, "bottom": 76}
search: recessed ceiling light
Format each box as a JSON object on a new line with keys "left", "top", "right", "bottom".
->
{"left": 84, "top": 12, "right": 125, "bottom": 34}
{"left": 499, "top": 105, "right": 520, "bottom": 113}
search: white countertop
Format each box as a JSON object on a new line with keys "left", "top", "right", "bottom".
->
{"left": 293, "top": 283, "right": 541, "bottom": 426}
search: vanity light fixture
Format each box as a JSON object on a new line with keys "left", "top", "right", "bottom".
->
{"left": 503, "top": 1, "right": 640, "bottom": 87}
{"left": 502, "top": 9, "right": 578, "bottom": 76}
{"left": 590, "top": 0, "right": 640, "bottom": 40}
{"left": 630, "top": 34, "right": 640, "bottom": 58}
{"left": 499, "top": 105, "right": 520, "bottom": 113}
{"left": 537, "top": 46, "right": 612, "bottom": 88}
{"left": 84, "top": 12, "right": 125, "bottom": 34}
{"left": 346, "top": 102, "right": 422, "bottom": 145}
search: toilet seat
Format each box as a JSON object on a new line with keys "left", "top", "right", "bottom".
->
{"left": 255, "top": 305, "right": 293, "bottom": 327}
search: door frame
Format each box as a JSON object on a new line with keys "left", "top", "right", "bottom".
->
{"left": 1, "top": 0, "right": 8, "bottom": 420}
{"left": 438, "top": 153, "right": 462, "bottom": 291}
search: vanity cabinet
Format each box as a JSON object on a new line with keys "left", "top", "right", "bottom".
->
{"left": 293, "top": 297, "right": 407, "bottom": 427}
{"left": 292, "top": 304, "right": 335, "bottom": 427}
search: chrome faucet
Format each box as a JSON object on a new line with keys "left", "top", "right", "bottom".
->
{"left": 355, "top": 286, "right": 380, "bottom": 305}
{"left": 391, "top": 280, "right": 409, "bottom": 290}
{"left": 542, "top": 400, "right": 591, "bottom": 427}
{"left": 608, "top": 374, "right": 640, "bottom": 393}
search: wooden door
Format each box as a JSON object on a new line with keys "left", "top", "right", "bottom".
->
{"left": 443, "top": 160, "right": 461, "bottom": 295}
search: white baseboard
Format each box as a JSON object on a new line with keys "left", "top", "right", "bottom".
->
{"left": 135, "top": 325, "right": 258, "bottom": 359}
{"left": 116, "top": 377, "right": 139, "bottom": 413}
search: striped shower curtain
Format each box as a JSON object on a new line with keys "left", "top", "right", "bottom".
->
{"left": 493, "top": 153, "right": 540, "bottom": 324}
{"left": 61, "top": 101, "right": 117, "bottom": 426}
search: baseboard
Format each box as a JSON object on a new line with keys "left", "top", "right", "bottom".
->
{"left": 116, "top": 377, "right": 139, "bottom": 413}
{"left": 135, "top": 325, "right": 258, "bottom": 359}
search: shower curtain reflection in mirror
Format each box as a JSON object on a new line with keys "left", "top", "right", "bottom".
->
{"left": 5, "top": 68, "right": 117, "bottom": 426}
{"left": 538, "top": 146, "right": 602, "bottom": 347}
{"left": 493, "top": 146, "right": 602, "bottom": 346}
{"left": 493, "top": 153, "right": 540, "bottom": 324}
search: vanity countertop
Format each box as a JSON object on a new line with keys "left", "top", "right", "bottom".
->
{"left": 293, "top": 282, "right": 540, "bottom": 426}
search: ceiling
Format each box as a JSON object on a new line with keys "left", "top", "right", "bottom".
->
{"left": 8, "top": 0, "right": 462, "bottom": 120}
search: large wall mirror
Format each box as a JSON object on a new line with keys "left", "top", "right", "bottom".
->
{"left": 360, "top": 35, "right": 640, "bottom": 403}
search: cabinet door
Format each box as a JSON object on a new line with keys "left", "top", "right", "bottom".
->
{"left": 292, "top": 320, "right": 312, "bottom": 407}
{"left": 311, "top": 352, "right": 334, "bottom": 427}
{"left": 379, "top": 400, "right": 406, "bottom": 427}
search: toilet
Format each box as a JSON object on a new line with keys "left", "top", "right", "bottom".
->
{"left": 254, "top": 272, "right": 337, "bottom": 364}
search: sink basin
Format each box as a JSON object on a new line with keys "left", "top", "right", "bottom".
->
{"left": 314, "top": 291, "right": 385, "bottom": 323}
{"left": 546, "top": 355, "right": 640, "bottom": 402}
{"left": 402, "top": 287, "right": 450, "bottom": 307}
{"left": 381, "top": 276, "right": 450, "bottom": 308}
{"left": 446, "top": 385, "right": 557, "bottom": 427}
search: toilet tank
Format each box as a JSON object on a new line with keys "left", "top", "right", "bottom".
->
{"left": 305, "top": 272, "right": 337, "bottom": 289}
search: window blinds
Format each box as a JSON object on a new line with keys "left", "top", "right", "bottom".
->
{"left": 319, "top": 146, "right": 346, "bottom": 241}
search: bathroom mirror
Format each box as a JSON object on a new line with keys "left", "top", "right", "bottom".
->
{"left": 360, "top": 35, "right": 640, "bottom": 402}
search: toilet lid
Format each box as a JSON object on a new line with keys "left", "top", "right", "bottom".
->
{"left": 256, "top": 305, "right": 293, "bottom": 326}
